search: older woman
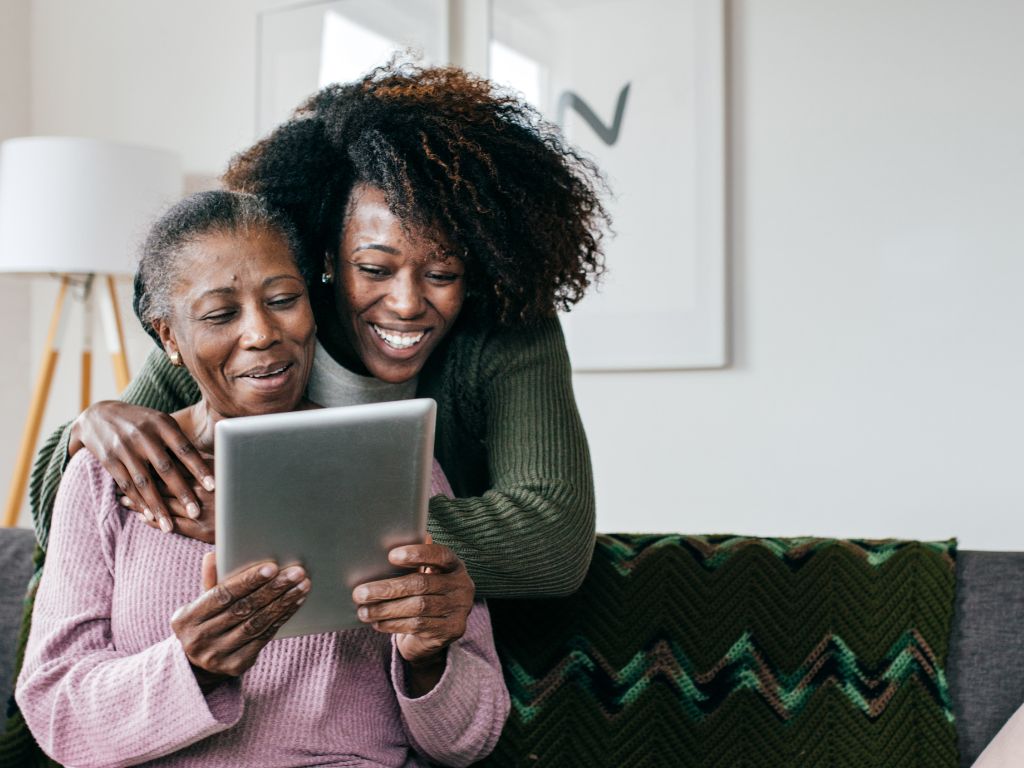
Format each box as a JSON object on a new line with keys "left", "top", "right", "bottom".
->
{"left": 29, "top": 62, "right": 610, "bottom": 601}
{"left": 16, "top": 191, "right": 508, "bottom": 767}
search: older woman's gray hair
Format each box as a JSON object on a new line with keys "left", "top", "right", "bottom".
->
{"left": 133, "top": 190, "right": 306, "bottom": 344}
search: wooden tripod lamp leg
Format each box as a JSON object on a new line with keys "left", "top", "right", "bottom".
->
{"left": 81, "top": 278, "right": 93, "bottom": 412}
{"left": 102, "top": 276, "right": 130, "bottom": 391}
{"left": 3, "top": 277, "right": 71, "bottom": 528}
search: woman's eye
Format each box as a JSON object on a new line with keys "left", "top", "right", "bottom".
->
{"left": 201, "top": 310, "right": 236, "bottom": 324}
{"left": 268, "top": 294, "right": 301, "bottom": 308}
{"left": 427, "top": 272, "right": 461, "bottom": 284}
{"left": 355, "top": 264, "right": 388, "bottom": 278}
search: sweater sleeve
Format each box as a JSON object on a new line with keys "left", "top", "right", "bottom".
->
{"left": 391, "top": 600, "right": 510, "bottom": 766}
{"left": 28, "top": 346, "right": 200, "bottom": 551}
{"left": 428, "top": 317, "right": 596, "bottom": 598}
{"left": 16, "top": 452, "right": 240, "bottom": 767}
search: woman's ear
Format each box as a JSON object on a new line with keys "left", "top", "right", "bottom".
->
{"left": 153, "top": 319, "right": 182, "bottom": 367}
{"left": 321, "top": 250, "right": 335, "bottom": 284}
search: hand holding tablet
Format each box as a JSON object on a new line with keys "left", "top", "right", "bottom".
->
{"left": 215, "top": 399, "right": 437, "bottom": 638}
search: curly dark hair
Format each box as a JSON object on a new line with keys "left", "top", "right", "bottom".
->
{"left": 223, "top": 60, "right": 610, "bottom": 325}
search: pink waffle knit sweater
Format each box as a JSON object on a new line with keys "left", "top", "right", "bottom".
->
{"left": 16, "top": 452, "right": 509, "bottom": 767}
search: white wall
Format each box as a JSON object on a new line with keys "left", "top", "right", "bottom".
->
{"left": 14, "top": 0, "right": 294, "bottom": 528}
{"left": 0, "top": 0, "right": 33, "bottom": 527}
{"left": 6, "top": 0, "right": 1024, "bottom": 547}
{"left": 576, "top": 0, "right": 1024, "bottom": 546}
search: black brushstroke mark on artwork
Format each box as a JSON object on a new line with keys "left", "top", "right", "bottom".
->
{"left": 557, "top": 83, "right": 631, "bottom": 146}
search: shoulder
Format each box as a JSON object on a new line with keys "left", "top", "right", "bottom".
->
{"left": 440, "top": 315, "right": 569, "bottom": 378}
{"left": 57, "top": 451, "right": 126, "bottom": 539}
{"left": 62, "top": 451, "right": 118, "bottom": 502}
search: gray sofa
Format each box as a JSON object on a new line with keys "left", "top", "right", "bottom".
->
{"left": 1, "top": 525, "right": 1020, "bottom": 767}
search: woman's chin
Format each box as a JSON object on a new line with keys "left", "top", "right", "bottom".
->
{"left": 231, "top": 387, "right": 307, "bottom": 417}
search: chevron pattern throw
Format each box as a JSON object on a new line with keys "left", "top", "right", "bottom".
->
{"left": 480, "top": 534, "right": 958, "bottom": 768}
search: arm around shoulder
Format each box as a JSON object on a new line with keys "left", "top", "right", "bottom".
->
{"left": 28, "top": 347, "right": 199, "bottom": 550}
{"left": 429, "top": 317, "right": 596, "bottom": 598}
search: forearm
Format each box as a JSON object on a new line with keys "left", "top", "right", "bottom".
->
{"left": 17, "top": 636, "right": 240, "bottom": 767}
{"left": 403, "top": 651, "right": 448, "bottom": 698}
{"left": 430, "top": 317, "right": 596, "bottom": 598}
{"left": 393, "top": 601, "right": 509, "bottom": 766}
{"left": 429, "top": 481, "right": 595, "bottom": 598}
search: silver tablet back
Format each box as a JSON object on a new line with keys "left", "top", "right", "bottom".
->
{"left": 215, "top": 398, "right": 436, "bottom": 638}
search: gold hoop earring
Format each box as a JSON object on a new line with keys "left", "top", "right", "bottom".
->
{"left": 169, "top": 351, "right": 183, "bottom": 367}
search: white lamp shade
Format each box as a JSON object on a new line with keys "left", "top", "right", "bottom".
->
{"left": 0, "top": 137, "right": 183, "bottom": 275}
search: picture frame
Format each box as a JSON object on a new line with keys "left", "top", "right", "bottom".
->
{"left": 489, "top": 0, "right": 728, "bottom": 370}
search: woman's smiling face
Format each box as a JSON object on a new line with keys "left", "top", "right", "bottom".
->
{"left": 155, "top": 226, "right": 315, "bottom": 419}
{"left": 329, "top": 184, "right": 466, "bottom": 384}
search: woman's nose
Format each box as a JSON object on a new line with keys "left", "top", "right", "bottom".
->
{"left": 385, "top": 275, "right": 426, "bottom": 319}
{"left": 241, "top": 309, "right": 277, "bottom": 347}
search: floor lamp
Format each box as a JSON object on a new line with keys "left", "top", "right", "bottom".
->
{"left": 0, "top": 137, "right": 182, "bottom": 527}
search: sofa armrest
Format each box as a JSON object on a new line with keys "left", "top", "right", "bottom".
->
{"left": 950, "top": 551, "right": 1024, "bottom": 767}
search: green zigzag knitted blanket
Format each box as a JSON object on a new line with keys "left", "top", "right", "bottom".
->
{"left": 2, "top": 534, "right": 958, "bottom": 767}
{"left": 480, "top": 534, "right": 958, "bottom": 768}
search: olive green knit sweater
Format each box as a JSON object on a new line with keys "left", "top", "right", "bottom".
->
{"left": 29, "top": 316, "right": 596, "bottom": 599}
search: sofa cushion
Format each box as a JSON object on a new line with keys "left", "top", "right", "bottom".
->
{"left": 0, "top": 528, "right": 35, "bottom": 697}
{"left": 949, "top": 551, "right": 1024, "bottom": 767}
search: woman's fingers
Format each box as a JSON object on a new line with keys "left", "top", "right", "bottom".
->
{"left": 173, "top": 560, "right": 310, "bottom": 680}
{"left": 132, "top": 431, "right": 201, "bottom": 531}
{"left": 353, "top": 545, "right": 469, "bottom": 606}
{"left": 168, "top": 517, "right": 217, "bottom": 545}
{"left": 201, "top": 551, "right": 217, "bottom": 591}
{"left": 209, "top": 604, "right": 305, "bottom": 677}
{"left": 388, "top": 543, "right": 461, "bottom": 573}
{"left": 177, "top": 561, "right": 279, "bottom": 624}
{"left": 122, "top": 476, "right": 214, "bottom": 536}
{"left": 198, "top": 566, "right": 309, "bottom": 636}
{"left": 357, "top": 593, "right": 451, "bottom": 624}
{"left": 353, "top": 543, "right": 473, "bottom": 669}
{"left": 184, "top": 583, "right": 308, "bottom": 676}
{"left": 75, "top": 402, "right": 212, "bottom": 531}
{"left": 114, "top": 450, "right": 173, "bottom": 531}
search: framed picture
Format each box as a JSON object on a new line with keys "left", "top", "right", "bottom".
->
{"left": 256, "top": 0, "right": 728, "bottom": 370}
{"left": 490, "top": 0, "right": 727, "bottom": 369}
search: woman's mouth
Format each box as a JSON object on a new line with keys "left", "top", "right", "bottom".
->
{"left": 371, "top": 324, "right": 427, "bottom": 351}
{"left": 237, "top": 363, "right": 295, "bottom": 389}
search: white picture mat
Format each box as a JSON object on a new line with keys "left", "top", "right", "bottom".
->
{"left": 257, "top": 0, "right": 449, "bottom": 136}
{"left": 490, "top": 0, "right": 727, "bottom": 370}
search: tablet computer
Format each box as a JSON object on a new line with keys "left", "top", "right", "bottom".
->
{"left": 214, "top": 398, "right": 436, "bottom": 638}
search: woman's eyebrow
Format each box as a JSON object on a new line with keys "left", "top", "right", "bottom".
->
{"left": 262, "top": 274, "right": 304, "bottom": 287}
{"left": 195, "top": 274, "right": 302, "bottom": 300}
{"left": 196, "top": 286, "right": 235, "bottom": 299}
{"left": 352, "top": 243, "right": 400, "bottom": 255}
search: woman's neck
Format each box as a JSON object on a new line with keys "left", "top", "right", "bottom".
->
{"left": 314, "top": 304, "right": 370, "bottom": 376}
{"left": 172, "top": 398, "right": 319, "bottom": 456}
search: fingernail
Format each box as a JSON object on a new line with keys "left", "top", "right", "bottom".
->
{"left": 142, "top": 508, "right": 154, "bottom": 522}
{"left": 186, "top": 502, "right": 200, "bottom": 519}
{"left": 203, "top": 476, "right": 215, "bottom": 492}
{"left": 297, "top": 579, "right": 311, "bottom": 592}
{"left": 119, "top": 496, "right": 131, "bottom": 508}
{"left": 295, "top": 597, "right": 306, "bottom": 606}
{"left": 136, "top": 512, "right": 147, "bottom": 524}
{"left": 159, "top": 517, "right": 172, "bottom": 533}
{"left": 258, "top": 564, "right": 276, "bottom": 578}
{"left": 283, "top": 566, "right": 303, "bottom": 582}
